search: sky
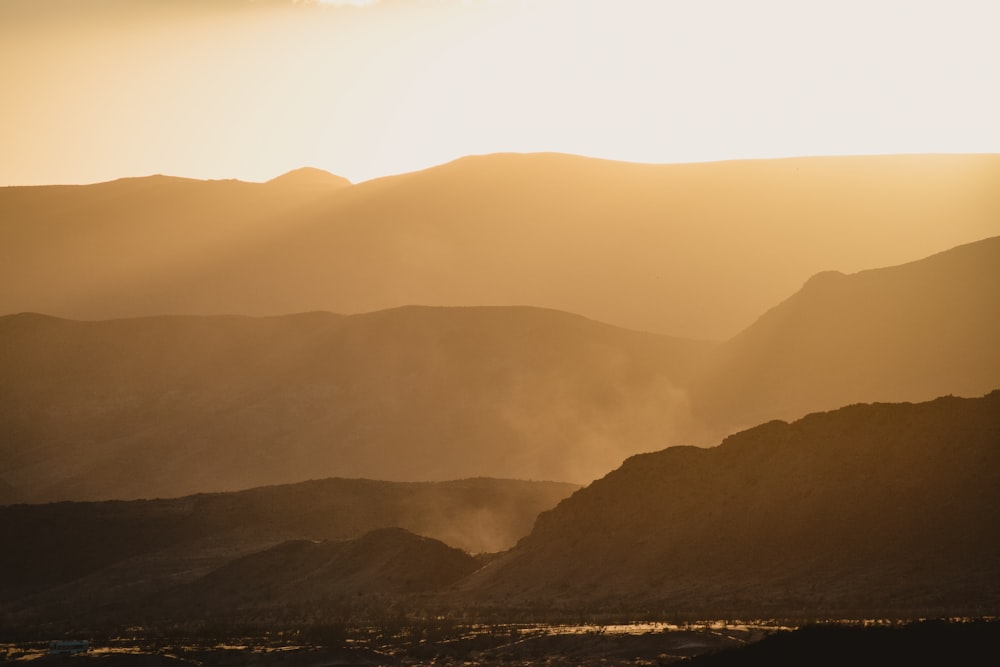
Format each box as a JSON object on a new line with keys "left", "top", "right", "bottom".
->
{"left": 2, "top": 0, "right": 999, "bottom": 185}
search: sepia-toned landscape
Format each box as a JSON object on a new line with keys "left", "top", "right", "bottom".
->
{"left": 2, "top": 1, "right": 999, "bottom": 664}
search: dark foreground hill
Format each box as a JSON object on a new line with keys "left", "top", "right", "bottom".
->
{"left": 2, "top": 153, "right": 997, "bottom": 340}
{"left": 0, "top": 476, "right": 575, "bottom": 621}
{"left": 685, "top": 620, "right": 1000, "bottom": 667}
{"left": 0, "top": 306, "right": 709, "bottom": 502}
{"left": 158, "top": 528, "right": 482, "bottom": 615}
{"left": 460, "top": 392, "right": 1000, "bottom": 618}
{"left": 3, "top": 395, "right": 997, "bottom": 633}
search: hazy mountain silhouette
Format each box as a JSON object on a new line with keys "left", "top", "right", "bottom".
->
{"left": 266, "top": 167, "right": 351, "bottom": 189}
{"left": 0, "top": 307, "right": 709, "bottom": 502}
{"left": 694, "top": 235, "right": 1000, "bottom": 434}
{"left": 0, "top": 476, "right": 574, "bottom": 619}
{"left": 1, "top": 153, "right": 996, "bottom": 339}
{"left": 460, "top": 392, "right": 1000, "bottom": 618}
{"left": 3, "top": 236, "right": 1000, "bottom": 501}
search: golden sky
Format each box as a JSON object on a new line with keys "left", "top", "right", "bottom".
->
{"left": 2, "top": 0, "right": 998, "bottom": 185}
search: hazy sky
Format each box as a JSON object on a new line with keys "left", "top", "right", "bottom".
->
{"left": 2, "top": 0, "right": 998, "bottom": 185}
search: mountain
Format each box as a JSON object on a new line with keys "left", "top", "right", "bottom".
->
{"left": 693, "top": 235, "right": 1000, "bottom": 434}
{"left": 266, "top": 167, "right": 351, "bottom": 189}
{"left": 0, "top": 476, "right": 575, "bottom": 619}
{"left": 0, "top": 306, "right": 709, "bottom": 502}
{"left": 1, "top": 153, "right": 996, "bottom": 339}
{"left": 158, "top": 528, "right": 481, "bottom": 614}
{"left": 3, "top": 236, "right": 999, "bottom": 502}
{"left": 460, "top": 392, "right": 1000, "bottom": 618}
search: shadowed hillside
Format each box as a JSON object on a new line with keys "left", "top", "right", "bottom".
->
{"left": 0, "top": 476, "right": 575, "bottom": 621}
{"left": 460, "top": 392, "right": 1000, "bottom": 618}
{"left": 158, "top": 528, "right": 482, "bottom": 614}
{"left": 2, "top": 153, "right": 996, "bottom": 339}
{"left": 2, "top": 395, "right": 997, "bottom": 632}
{"left": 0, "top": 306, "right": 709, "bottom": 502}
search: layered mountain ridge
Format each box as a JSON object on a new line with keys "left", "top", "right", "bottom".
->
{"left": 0, "top": 306, "right": 709, "bottom": 502}
{"left": 5, "top": 392, "right": 995, "bottom": 627}
{"left": 2, "top": 152, "right": 998, "bottom": 628}
{"left": 2, "top": 152, "right": 997, "bottom": 339}
{"left": 2, "top": 235, "right": 997, "bottom": 503}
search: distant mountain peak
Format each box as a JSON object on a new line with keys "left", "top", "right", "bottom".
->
{"left": 266, "top": 167, "right": 350, "bottom": 188}
{"left": 800, "top": 269, "right": 847, "bottom": 291}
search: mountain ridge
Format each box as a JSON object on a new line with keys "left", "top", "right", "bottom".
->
{"left": 0, "top": 305, "right": 707, "bottom": 501}
{"left": 3, "top": 235, "right": 999, "bottom": 501}
{"left": 3, "top": 152, "right": 996, "bottom": 338}
{"left": 694, "top": 234, "right": 1000, "bottom": 433}
{"left": 458, "top": 391, "right": 1000, "bottom": 617}
{"left": 154, "top": 527, "right": 481, "bottom": 615}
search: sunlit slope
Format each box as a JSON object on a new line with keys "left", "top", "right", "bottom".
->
{"left": 1, "top": 153, "right": 997, "bottom": 339}
{"left": 461, "top": 392, "right": 1000, "bottom": 617}
{"left": 695, "top": 235, "right": 1000, "bottom": 435}
{"left": 0, "top": 171, "right": 349, "bottom": 321}
{"left": 0, "top": 306, "right": 710, "bottom": 502}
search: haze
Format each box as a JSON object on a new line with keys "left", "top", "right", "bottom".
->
{"left": 2, "top": 0, "right": 998, "bottom": 186}
{"left": 2, "top": 0, "right": 1000, "bottom": 655}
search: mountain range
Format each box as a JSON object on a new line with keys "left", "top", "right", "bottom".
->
{"left": 0, "top": 306, "right": 708, "bottom": 502}
{"left": 2, "top": 153, "right": 997, "bottom": 339}
{"left": 2, "top": 235, "right": 997, "bottom": 502}
{"left": 2, "top": 152, "right": 998, "bottom": 630}
{"left": 4, "top": 393, "right": 996, "bottom": 629}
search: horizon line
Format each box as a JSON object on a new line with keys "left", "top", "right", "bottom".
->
{"left": 3, "top": 150, "right": 999, "bottom": 189}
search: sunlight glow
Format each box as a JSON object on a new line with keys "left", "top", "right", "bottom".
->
{"left": 0, "top": 0, "right": 997, "bottom": 185}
